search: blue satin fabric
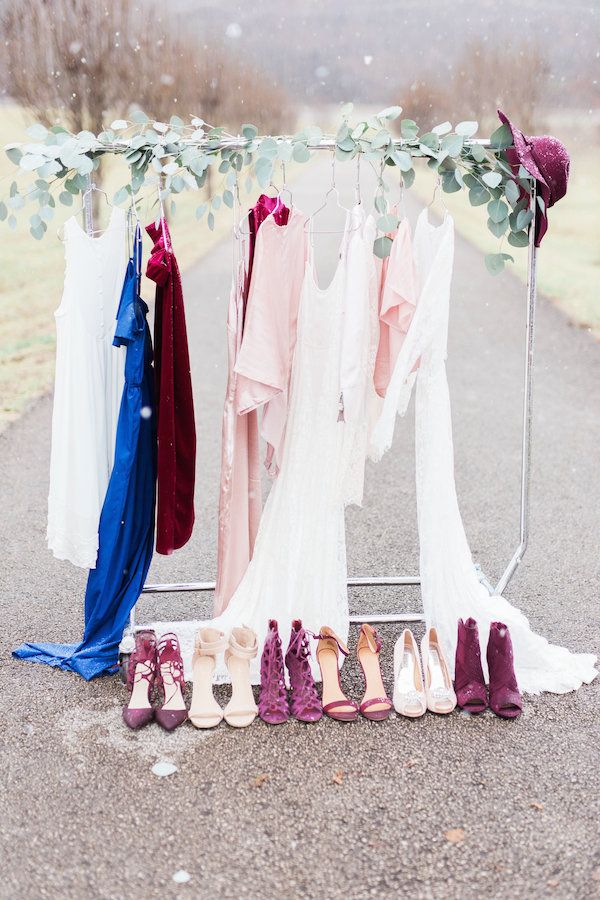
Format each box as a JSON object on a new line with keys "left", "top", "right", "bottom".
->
{"left": 14, "top": 226, "right": 156, "bottom": 679}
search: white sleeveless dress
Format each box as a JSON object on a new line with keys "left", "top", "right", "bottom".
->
{"left": 371, "top": 210, "right": 597, "bottom": 694}
{"left": 154, "top": 207, "right": 377, "bottom": 681}
{"left": 47, "top": 207, "right": 128, "bottom": 568}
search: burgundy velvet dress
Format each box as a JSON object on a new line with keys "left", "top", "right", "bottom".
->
{"left": 146, "top": 218, "right": 196, "bottom": 555}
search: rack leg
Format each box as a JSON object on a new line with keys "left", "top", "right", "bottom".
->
{"left": 495, "top": 189, "right": 538, "bottom": 595}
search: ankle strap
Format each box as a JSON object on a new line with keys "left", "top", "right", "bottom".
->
{"left": 359, "top": 624, "right": 382, "bottom": 655}
{"left": 314, "top": 628, "right": 349, "bottom": 657}
{"left": 194, "top": 628, "right": 228, "bottom": 657}
{"left": 228, "top": 626, "right": 258, "bottom": 660}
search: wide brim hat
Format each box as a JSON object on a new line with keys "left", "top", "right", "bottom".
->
{"left": 497, "top": 110, "right": 570, "bottom": 246}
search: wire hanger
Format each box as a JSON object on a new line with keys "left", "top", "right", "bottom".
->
{"left": 305, "top": 150, "right": 357, "bottom": 235}
{"left": 156, "top": 182, "right": 171, "bottom": 252}
{"left": 278, "top": 161, "right": 293, "bottom": 211}
{"left": 426, "top": 175, "right": 448, "bottom": 221}
{"left": 57, "top": 180, "right": 114, "bottom": 241}
{"left": 355, "top": 152, "right": 362, "bottom": 206}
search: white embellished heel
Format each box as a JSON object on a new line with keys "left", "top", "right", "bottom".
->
{"left": 393, "top": 629, "right": 426, "bottom": 718}
{"left": 421, "top": 627, "right": 456, "bottom": 715}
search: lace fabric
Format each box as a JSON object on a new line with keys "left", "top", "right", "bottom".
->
{"left": 372, "top": 210, "right": 598, "bottom": 695}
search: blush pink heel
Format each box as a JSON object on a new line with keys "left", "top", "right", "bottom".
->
{"left": 223, "top": 626, "right": 259, "bottom": 728}
{"left": 155, "top": 633, "right": 188, "bottom": 732}
{"left": 357, "top": 624, "right": 392, "bottom": 721}
{"left": 316, "top": 627, "right": 358, "bottom": 722}
{"left": 189, "top": 628, "right": 227, "bottom": 729}
{"left": 122, "top": 630, "right": 157, "bottom": 730}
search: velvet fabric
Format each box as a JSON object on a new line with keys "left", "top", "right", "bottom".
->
{"left": 497, "top": 109, "right": 570, "bottom": 246}
{"left": 14, "top": 228, "right": 157, "bottom": 679}
{"left": 146, "top": 218, "right": 196, "bottom": 555}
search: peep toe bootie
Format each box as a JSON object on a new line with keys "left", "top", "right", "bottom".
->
{"left": 123, "top": 630, "right": 157, "bottom": 730}
{"left": 155, "top": 632, "right": 188, "bottom": 731}
{"left": 487, "top": 622, "right": 522, "bottom": 720}
{"left": 259, "top": 619, "right": 290, "bottom": 725}
{"left": 285, "top": 620, "right": 323, "bottom": 723}
{"left": 454, "top": 617, "right": 488, "bottom": 714}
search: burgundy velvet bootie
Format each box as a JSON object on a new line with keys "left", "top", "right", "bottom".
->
{"left": 285, "top": 620, "right": 323, "bottom": 723}
{"left": 454, "top": 617, "right": 487, "bottom": 714}
{"left": 487, "top": 622, "right": 523, "bottom": 720}
{"left": 123, "top": 630, "right": 157, "bottom": 730}
{"left": 259, "top": 620, "right": 290, "bottom": 725}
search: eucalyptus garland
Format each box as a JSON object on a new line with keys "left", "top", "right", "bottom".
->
{"left": 1, "top": 103, "right": 539, "bottom": 274}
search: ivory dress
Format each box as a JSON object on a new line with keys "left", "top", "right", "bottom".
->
{"left": 47, "top": 206, "right": 127, "bottom": 569}
{"left": 154, "top": 207, "right": 377, "bottom": 682}
{"left": 371, "top": 210, "right": 597, "bottom": 694}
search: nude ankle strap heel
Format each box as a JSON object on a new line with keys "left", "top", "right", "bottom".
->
{"left": 223, "top": 626, "right": 259, "bottom": 728}
{"left": 189, "top": 627, "right": 227, "bottom": 729}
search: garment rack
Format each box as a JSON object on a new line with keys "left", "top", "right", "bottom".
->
{"left": 90, "top": 133, "right": 537, "bottom": 649}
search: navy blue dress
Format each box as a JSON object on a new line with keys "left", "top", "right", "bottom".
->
{"left": 14, "top": 226, "right": 157, "bottom": 679}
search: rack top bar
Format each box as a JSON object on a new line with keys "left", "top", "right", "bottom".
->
{"left": 90, "top": 136, "right": 496, "bottom": 153}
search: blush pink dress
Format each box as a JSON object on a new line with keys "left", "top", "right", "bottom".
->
{"left": 234, "top": 207, "right": 308, "bottom": 475}
{"left": 373, "top": 217, "right": 418, "bottom": 398}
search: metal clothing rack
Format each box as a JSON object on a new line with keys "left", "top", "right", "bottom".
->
{"left": 80, "top": 132, "right": 537, "bottom": 646}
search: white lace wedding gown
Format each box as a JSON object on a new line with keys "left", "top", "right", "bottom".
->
{"left": 153, "top": 207, "right": 376, "bottom": 682}
{"left": 371, "top": 209, "right": 597, "bottom": 694}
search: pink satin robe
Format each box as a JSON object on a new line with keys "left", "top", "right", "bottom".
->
{"left": 234, "top": 208, "right": 308, "bottom": 475}
{"left": 373, "top": 218, "right": 418, "bottom": 398}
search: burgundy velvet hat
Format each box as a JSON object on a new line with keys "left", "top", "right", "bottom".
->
{"left": 497, "top": 109, "right": 570, "bottom": 246}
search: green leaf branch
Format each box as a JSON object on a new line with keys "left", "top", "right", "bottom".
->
{"left": 1, "top": 105, "right": 534, "bottom": 271}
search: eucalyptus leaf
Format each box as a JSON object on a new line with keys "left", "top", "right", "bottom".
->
{"left": 8, "top": 215, "right": 17, "bottom": 230}
{"left": 30, "top": 213, "right": 42, "bottom": 228}
{"left": 6, "top": 146, "right": 23, "bottom": 165}
{"left": 432, "top": 121, "right": 452, "bottom": 135}
{"left": 485, "top": 252, "right": 512, "bottom": 275}
{"left": 482, "top": 171, "right": 502, "bottom": 189}
{"left": 508, "top": 230, "right": 530, "bottom": 247}
{"left": 26, "top": 123, "right": 48, "bottom": 141}
{"left": 196, "top": 203, "right": 207, "bottom": 219}
{"left": 211, "top": 195, "right": 221, "bottom": 210}
{"left": 0, "top": 201, "right": 7, "bottom": 221}
{"left": 258, "top": 138, "right": 278, "bottom": 159}
{"left": 351, "top": 122, "right": 367, "bottom": 140}
{"left": 20, "top": 154, "right": 48, "bottom": 171}
{"left": 374, "top": 193, "right": 387, "bottom": 214}
{"left": 277, "top": 141, "right": 293, "bottom": 162}
{"left": 469, "top": 185, "right": 491, "bottom": 207}
{"left": 113, "top": 186, "right": 130, "bottom": 204}
{"left": 455, "top": 121, "right": 478, "bottom": 137}
{"left": 218, "top": 159, "right": 230, "bottom": 174}
{"left": 489, "top": 123, "right": 513, "bottom": 150}
{"left": 207, "top": 211, "right": 215, "bottom": 231}
{"left": 442, "top": 172, "right": 461, "bottom": 193}
{"left": 373, "top": 235, "right": 393, "bottom": 259}
{"left": 402, "top": 168, "right": 415, "bottom": 189}
{"left": 487, "top": 216, "right": 507, "bottom": 238}
{"left": 441, "top": 133, "right": 463, "bottom": 158}
{"left": 378, "top": 105, "right": 402, "bottom": 120}
{"left": 487, "top": 198, "right": 509, "bottom": 223}
{"left": 516, "top": 208, "right": 534, "bottom": 230}
{"left": 59, "top": 191, "right": 73, "bottom": 206}
{"left": 170, "top": 115, "right": 184, "bottom": 128}
{"left": 400, "top": 119, "right": 419, "bottom": 140}
{"left": 242, "top": 123, "right": 258, "bottom": 140}
{"left": 111, "top": 119, "right": 128, "bottom": 131}
{"left": 162, "top": 162, "right": 179, "bottom": 176}
{"left": 504, "top": 180, "right": 520, "bottom": 206}
{"left": 292, "top": 142, "right": 310, "bottom": 163}
{"left": 419, "top": 132, "right": 439, "bottom": 150}
{"left": 371, "top": 129, "right": 391, "bottom": 150}
{"left": 305, "top": 126, "right": 323, "bottom": 144}
{"left": 171, "top": 175, "right": 185, "bottom": 193}
{"left": 469, "top": 142, "right": 487, "bottom": 163}
{"left": 131, "top": 109, "right": 149, "bottom": 124}
{"left": 388, "top": 149, "right": 413, "bottom": 172}
{"left": 30, "top": 223, "right": 45, "bottom": 240}
{"left": 77, "top": 156, "right": 94, "bottom": 175}
{"left": 222, "top": 190, "right": 234, "bottom": 208}
{"left": 377, "top": 213, "right": 399, "bottom": 232}
{"left": 40, "top": 205, "right": 54, "bottom": 222}
{"left": 337, "top": 136, "right": 355, "bottom": 152}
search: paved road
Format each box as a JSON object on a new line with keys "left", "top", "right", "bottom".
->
{"left": 1, "top": 159, "right": 599, "bottom": 900}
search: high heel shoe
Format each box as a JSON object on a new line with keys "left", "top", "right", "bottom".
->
{"left": 259, "top": 620, "right": 290, "bottom": 725}
{"left": 315, "top": 626, "right": 358, "bottom": 722}
{"left": 284, "top": 620, "right": 322, "bottom": 723}
{"left": 223, "top": 626, "right": 259, "bottom": 727}
{"left": 357, "top": 624, "right": 392, "bottom": 721}
{"left": 454, "top": 617, "right": 488, "bottom": 713}
{"left": 189, "top": 628, "right": 227, "bottom": 729}
{"left": 487, "top": 622, "right": 522, "bottom": 719}
{"left": 123, "top": 630, "right": 157, "bottom": 730}
{"left": 421, "top": 627, "right": 456, "bottom": 715}
{"left": 155, "top": 633, "right": 188, "bottom": 731}
{"left": 393, "top": 628, "right": 426, "bottom": 718}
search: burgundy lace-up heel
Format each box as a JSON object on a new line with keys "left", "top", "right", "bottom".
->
{"left": 155, "top": 632, "right": 188, "bottom": 731}
{"left": 454, "top": 617, "right": 488, "bottom": 714}
{"left": 284, "top": 620, "right": 323, "bottom": 723}
{"left": 259, "top": 620, "right": 290, "bottom": 725}
{"left": 487, "top": 622, "right": 522, "bottom": 719}
{"left": 123, "top": 630, "right": 157, "bottom": 730}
